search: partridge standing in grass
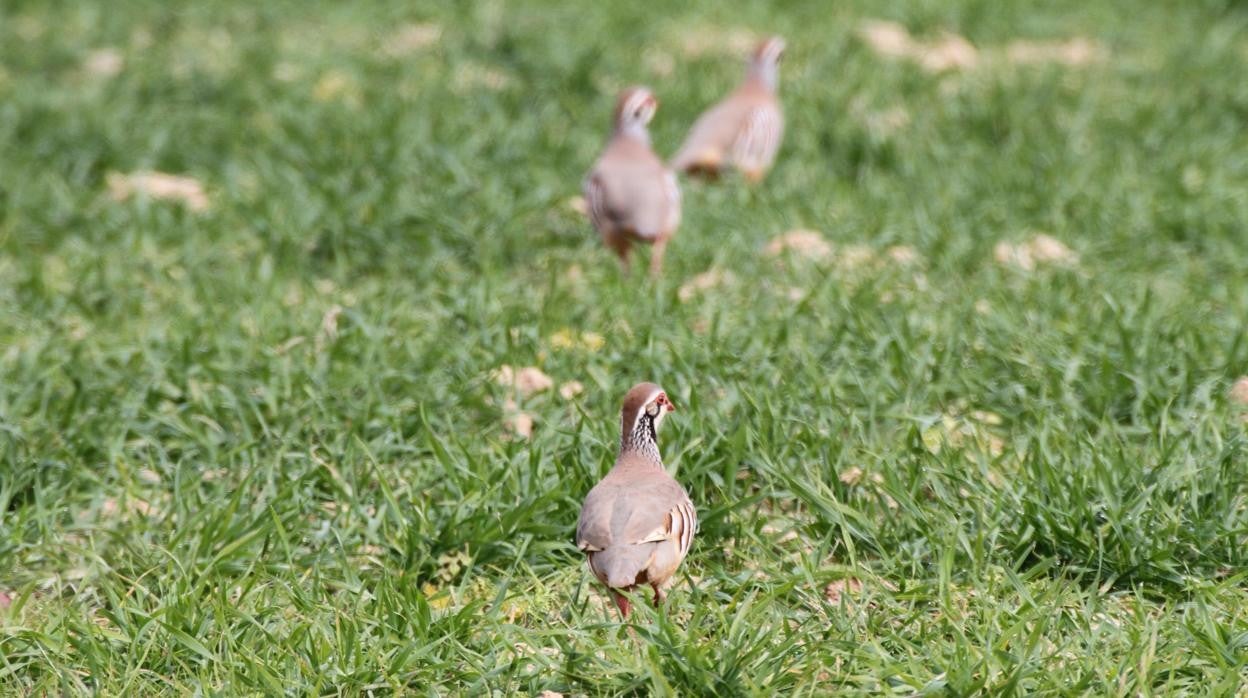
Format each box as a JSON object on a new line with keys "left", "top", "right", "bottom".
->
{"left": 584, "top": 87, "right": 682, "bottom": 276}
{"left": 576, "top": 383, "right": 695, "bottom": 618}
{"left": 671, "top": 36, "right": 786, "bottom": 183}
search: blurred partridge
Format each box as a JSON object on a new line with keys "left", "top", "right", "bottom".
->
{"left": 584, "top": 87, "right": 682, "bottom": 276}
{"left": 576, "top": 383, "right": 695, "bottom": 618}
{"left": 671, "top": 36, "right": 786, "bottom": 182}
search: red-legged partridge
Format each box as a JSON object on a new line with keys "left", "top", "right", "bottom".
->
{"left": 576, "top": 383, "right": 695, "bottom": 618}
{"left": 584, "top": 87, "right": 682, "bottom": 276}
{"left": 671, "top": 36, "right": 786, "bottom": 183}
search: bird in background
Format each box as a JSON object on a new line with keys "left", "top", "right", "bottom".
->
{"left": 583, "top": 87, "right": 682, "bottom": 277}
{"left": 671, "top": 36, "right": 786, "bottom": 183}
{"left": 576, "top": 383, "right": 695, "bottom": 618}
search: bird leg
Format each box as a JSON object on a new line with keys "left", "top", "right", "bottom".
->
{"left": 604, "top": 232, "right": 632, "bottom": 271}
{"left": 648, "top": 236, "right": 669, "bottom": 278}
{"left": 651, "top": 584, "right": 666, "bottom": 607}
{"left": 611, "top": 590, "right": 632, "bottom": 619}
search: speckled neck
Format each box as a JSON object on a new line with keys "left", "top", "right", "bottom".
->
{"left": 620, "top": 412, "right": 662, "bottom": 466}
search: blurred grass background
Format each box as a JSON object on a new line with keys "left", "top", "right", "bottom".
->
{"left": 2, "top": 0, "right": 1248, "bottom": 694}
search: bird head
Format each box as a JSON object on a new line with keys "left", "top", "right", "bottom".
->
{"left": 614, "top": 86, "right": 659, "bottom": 134}
{"left": 620, "top": 382, "right": 677, "bottom": 451}
{"left": 749, "top": 36, "right": 786, "bottom": 90}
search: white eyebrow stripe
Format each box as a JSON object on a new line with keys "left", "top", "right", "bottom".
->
{"left": 631, "top": 388, "right": 665, "bottom": 433}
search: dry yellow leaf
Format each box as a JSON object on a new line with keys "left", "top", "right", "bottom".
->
{"left": 859, "top": 20, "right": 978, "bottom": 72}
{"left": 885, "top": 245, "right": 922, "bottom": 266}
{"left": 453, "top": 62, "right": 511, "bottom": 91}
{"left": 858, "top": 20, "right": 913, "bottom": 59}
{"left": 382, "top": 23, "right": 442, "bottom": 57}
{"left": 764, "top": 230, "right": 832, "bottom": 260}
{"left": 316, "top": 304, "right": 344, "bottom": 352}
{"left": 420, "top": 582, "right": 452, "bottom": 610}
{"left": 1230, "top": 377, "right": 1248, "bottom": 405}
{"left": 839, "top": 467, "right": 864, "bottom": 485}
{"left": 107, "top": 171, "right": 209, "bottom": 211}
{"left": 312, "top": 70, "right": 360, "bottom": 105}
{"left": 863, "top": 106, "right": 911, "bottom": 137}
{"left": 679, "top": 27, "right": 757, "bottom": 58}
{"left": 643, "top": 48, "right": 675, "bottom": 77}
{"left": 995, "top": 233, "right": 1078, "bottom": 271}
{"left": 824, "top": 578, "right": 864, "bottom": 605}
{"left": 1028, "top": 234, "right": 1077, "bottom": 264}
{"left": 503, "top": 412, "right": 534, "bottom": 439}
{"left": 565, "top": 195, "right": 589, "bottom": 217}
{"left": 838, "top": 244, "right": 876, "bottom": 270}
{"left": 100, "top": 497, "right": 159, "bottom": 519}
{"left": 494, "top": 365, "right": 553, "bottom": 397}
{"left": 1006, "top": 37, "right": 1106, "bottom": 66}
{"left": 678, "top": 269, "right": 734, "bottom": 303}
{"left": 916, "top": 32, "right": 979, "bottom": 72}
{"left": 84, "top": 48, "right": 124, "bottom": 77}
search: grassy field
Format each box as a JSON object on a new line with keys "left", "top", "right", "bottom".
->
{"left": 3, "top": 0, "right": 1248, "bottom": 694}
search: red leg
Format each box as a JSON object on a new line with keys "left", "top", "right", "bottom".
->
{"left": 611, "top": 590, "right": 631, "bottom": 619}
{"left": 648, "top": 236, "right": 669, "bottom": 278}
{"left": 604, "top": 231, "right": 632, "bottom": 271}
{"left": 651, "top": 584, "right": 666, "bottom": 607}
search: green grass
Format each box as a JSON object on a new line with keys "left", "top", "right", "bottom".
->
{"left": 3, "top": 0, "right": 1248, "bottom": 694}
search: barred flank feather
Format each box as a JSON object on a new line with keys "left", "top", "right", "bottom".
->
{"left": 583, "top": 174, "right": 610, "bottom": 233}
{"left": 731, "top": 105, "right": 783, "bottom": 175}
{"left": 672, "top": 499, "right": 697, "bottom": 557}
